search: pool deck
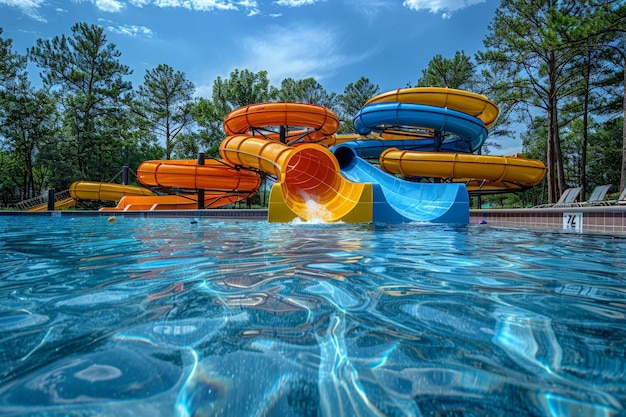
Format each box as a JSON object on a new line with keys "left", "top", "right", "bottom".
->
{"left": 3, "top": 206, "right": 626, "bottom": 236}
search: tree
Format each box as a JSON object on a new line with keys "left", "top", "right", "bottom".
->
{"left": 417, "top": 51, "right": 476, "bottom": 90}
{"left": 0, "top": 28, "right": 58, "bottom": 201}
{"left": 337, "top": 77, "right": 379, "bottom": 133}
{"left": 135, "top": 64, "right": 195, "bottom": 160}
{"left": 0, "top": 28, "right": 26, "bottom": 87}
{"left": 192, "top": 69, "right": 275, "bottom": 157}
{"left": 29, "top": 22, "right": 134, "bottom": 184}
{"left": 274, "top": 77, "right": 338, "bottom": 109}
{"left": 478, "top": 1, "right": 593, "bottom": 203}
{"left": 0, "top": 77, "right": 58, "bottom": 199}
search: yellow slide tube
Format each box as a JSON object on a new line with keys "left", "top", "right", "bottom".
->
{"left": 380, "top": 149, "right": 547, "bottom": 188}
{"left": 219, "top": 135, "right": 372, "bottom": 222}
{"left": 366, "top": 87, "right": 499, "bottom": 129}
{"left": 69, "top": 181, "right": 155, "bottom": 201}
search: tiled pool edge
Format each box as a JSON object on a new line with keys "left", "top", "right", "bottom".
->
{"left": 4, "top": 207, "right": 626, "bottom": 236}
{"left": 471, "top": 206, "right": 626, "bottom": 236}
{"left": 0, "top": 209, "right": 269, "bottom": 220}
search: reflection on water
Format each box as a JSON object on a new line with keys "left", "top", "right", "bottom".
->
{"left": 1, "top": 217, "right": 625, "bottom": 416}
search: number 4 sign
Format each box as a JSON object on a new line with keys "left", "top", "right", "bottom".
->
{"left": 563, "top": 212, "right": 583, "bottom": 232}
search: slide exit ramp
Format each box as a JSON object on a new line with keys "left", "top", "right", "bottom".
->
{"left": 332, "top": 145, "right": 469, "bottom": 224}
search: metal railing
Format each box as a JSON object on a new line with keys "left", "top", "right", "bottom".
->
{"left": 15, "top": 189, "right": 72, "bottom": 211}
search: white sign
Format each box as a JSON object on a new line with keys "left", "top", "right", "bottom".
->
{"left": 563, "top": 212, "right": 583, "bottom": 232}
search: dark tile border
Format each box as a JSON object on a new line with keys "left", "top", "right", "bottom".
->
{"left": 0, "top": 209, "right": 269, "bottom": 220}
{"left": 5, "top": 206, "right": 626, "bottom": 236}
{"left": 471, "top": 206, "right": 626, "bottom": 236}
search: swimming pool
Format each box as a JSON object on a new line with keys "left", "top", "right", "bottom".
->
{"left": 1, "top": 216, "right": 624, "bottom": 416}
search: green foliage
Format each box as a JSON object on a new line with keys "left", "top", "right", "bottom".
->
{"left": 28, "top": 22, "right": 135, "bottom": 187}
{"left": 417, "top": 51, "right": 475, "bottom": 90}
{"left": 337, "top": 77, "right": 379, "bottom": 133}
{"left": 134, "top": 63, "right": 195, "bottom": 159}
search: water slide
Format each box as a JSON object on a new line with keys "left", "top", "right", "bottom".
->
{"left": 347, "top": 87, "right": 546, "bottom": 195}
{"left": 218, "top": 102, "right": 469, "bottom": 223}
{"left": 219, "top": 103, "right": 371, "bottom": 222}
{"left": 102, "top": 160, "right": 261, "bottom": 211}
{"left": 48, "top": 88, "right": 544, "bottom": 223}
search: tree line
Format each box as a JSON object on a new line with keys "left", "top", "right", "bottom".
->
{"left": 0, "top": 0, "right": 624, "bottom": 207}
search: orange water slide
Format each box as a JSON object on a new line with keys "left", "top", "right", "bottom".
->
{"left": 100, "top": 193, "right": 251, "bottom": 211}
{"left": 102, "top": 159, "right": 261, "bottom": 211}
{"left": 223, "top": 102, "right": 340, "bottom": 145}
{"left": 137, "top": 159, "right": 260, "bottom": 192}
{"left": 219, "top": 135, "right": 371, "bottom": 222}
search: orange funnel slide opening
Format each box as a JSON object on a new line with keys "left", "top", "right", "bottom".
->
{"left": 282, "top": 145, "right": 342, "bottom": 205}
{"left": 220, "top": 135, "right": 369, "bottom": 222}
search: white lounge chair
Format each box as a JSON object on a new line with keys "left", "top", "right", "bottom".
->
{"left": 533, "top": 187, "right": 582, "bottom": 208}
{"left": 574, "top": 184, "right": 612, "bottom": 206}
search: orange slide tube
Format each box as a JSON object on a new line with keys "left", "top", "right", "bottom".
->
{"left": 219, "top": 135, "right": 372, "bottom": 222}
{"left": 101, "top": 160, "right": 261, "bottom": 211}
{"left": 223, "top": 102, "right": 340, "bottom": 144}
{"left": 137, "top": 159, "right": 261, "bottom": 192}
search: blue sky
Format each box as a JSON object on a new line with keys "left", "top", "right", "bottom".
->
{"left": 2, "top": 0, "right": 519, "bottom": 152}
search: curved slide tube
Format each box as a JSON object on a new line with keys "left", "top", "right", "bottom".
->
{"left": 136, "top": 160, "right": 260, "bottom": 193}
{"left": 353, "top": 102, "right": 488, "bottom": 153}
{"left": 223, "top": 102, "right": 339, "bottom": 145}
{"left": 101, "top": 160, "right": 261, "bottom": 211}
{"left": 219, "top": 135, "right": 372, "bottom": 222}
{"left": 365, "top": 87, "right": 499, "bottom": 129}
{"left": 379, "top": 150, "right": 547, "bottom": 195}
{"left": 333, "top": 145, "right": 469, "bottom": 224}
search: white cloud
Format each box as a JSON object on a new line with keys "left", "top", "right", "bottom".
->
{"left": 0, "top": 0, "right": 47, "bottom": 21}
{"left": 402, "top": 0, "right": 486, "bottom": 18}
{"left": 152, "top": 0, "right": 237, "bottom": 11}
{"left": 95, "top": 0, "right": 125, "bottom": 12}
{"left": 273, "top": 0, "right": 321, "bottom": 6}
{"left": 194, "top": 24, "right": 365, "bottom": 97}
{"left": 129, "top": 0, "right": 151, "bottom": 5}
{"left": 106, "top": 22, "right": 154, "bottom": 37}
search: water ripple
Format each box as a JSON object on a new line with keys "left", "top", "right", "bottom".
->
{"left": 0, "top": 217, "right": 625, "bottom": 416}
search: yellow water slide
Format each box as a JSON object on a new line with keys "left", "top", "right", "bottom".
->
{"left": 69, "top": 181, "right": 155, "bottom": 201}
{"left": 365, "top": 87, "right": 499, "bottom": 128}
{"left": 379, "top": 150, "right": 547, "bottom": 194}
{"left": 219, "top": 135, "right": 372, "bottom": 222}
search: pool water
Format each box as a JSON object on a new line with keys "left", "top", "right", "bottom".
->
{"left": 0, "top": 216, "right": 625, "bottom": 416}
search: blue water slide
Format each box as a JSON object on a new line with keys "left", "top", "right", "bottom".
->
{"left": 353, "top": 102, "right": 487, "bottom": 153}
{"left": 331, "top": 145, "right": 469, "bottom": 224}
